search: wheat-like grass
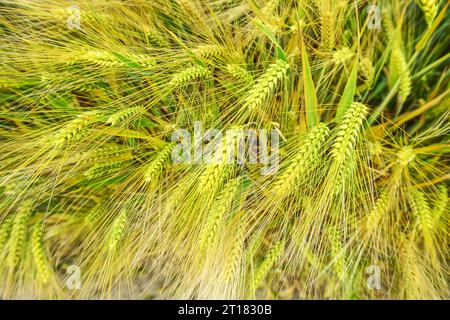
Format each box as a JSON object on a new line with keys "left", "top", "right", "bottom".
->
{"left": 168, "top": 65, "right": 212, "bottom": 89}
{"left": 84, "top": 160, "right": 125, "bottom": 180}
{"left": 7, "top": 201, "right": 32, "bottom": 269}
{"left": 0, "top": 217, "right": 13, "bottom": 251}
{"left": 410, "top": 190, "right": 433, "bottom": 235}
{"left": 331, "top": 102, "right": 368, "bottom": 163}
{"left": 199, "top": 178, "right": 241, "bottom": 250}
{"left": 250, "top": 240, "right": 284, "bottom": 292}
{"left": 31, "top": 222, "right": 52, "bottom": 284}
{"left": 244, "top": 59, "right": 289, "bottom": 110}
{"left": 391, "top": 47, "right": 412, "bottom": 103}
{"left": 224, "top": 214, "right": 246, "bottom": 283}
{"left": 106, "top": 105, "right": 147, "bottom": 126}
{"left": 272, "top": 123, "right": 330, "bottom": 192}
{"left": 321, "top": 10, "right": 334, "bottom": 50}
{"left": 144, "top": 142, "right": 176, "bottom": 185}
{"left": 417, "top": 0, "right": 437, "bottom": 26}
{"left": 359, "top": 57, "right": 375, "bottom": 88}
{"left": 53, "top": 112, "right": 99, "bottom": 147}
{"left": 332, "top": 47, "right": 354, "bottom": 66}
{"left": 107, "top": 210, "right": 128, "bottom": 253}
{"left": 226, "top": 64, "right": 253, "bottom": 83}
{"left": 431, "top": 185, "right": 448, "bottom": 225}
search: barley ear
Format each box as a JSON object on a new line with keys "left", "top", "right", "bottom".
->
{"left": 106, "top": 105, "right": 147, "bottom": 126}
{"left": 31, "top": 222, "right": 52, "bottom": 284}
{"left": 7, "top": 201, "right": 32, "bottom": 269}
{"left": 107, "top": 210, "right": 128, "bottom": 253}
{"left": 224, "top": 213, "right": 247, "bottom": 283}
{"left": 144, "top": 142, "right": 176, "bottom": 185}
{"left": 244, "top": 59, "right": 289, "bottom": 110}
{"left": 199, "top": 178, "right": 241, "bottom": 250}
{"left": 251, "top": 240, "right": 284, "bottom": 292}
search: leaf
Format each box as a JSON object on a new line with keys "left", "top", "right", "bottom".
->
{"left": 254, "top": 20, "right": 288, "bottom": 62}
{"left": 335, "top": 60, "right": 358, "bottom": 120}
{"left": 112, "top": 52, "right": 141, "bottom": 69}
{"left": 300, "top": 35, "right": 319, "bottom": 128}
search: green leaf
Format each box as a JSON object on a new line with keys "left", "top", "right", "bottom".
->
{"left": 112, "top": 52, "right": 141, "bottom": 69}
{"left": 301, "top": 36, "right": 319, "bottom": 128}
{"left": 254, "top": 20, "right": 288, "bottom": 62}
{"left": 335, "top": 60, "right": 358, "bottom": 120}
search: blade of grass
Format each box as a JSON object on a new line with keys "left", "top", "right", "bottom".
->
{"left": 335, "top": 60, "right": 358, "bottom": 120}
{"left": 300, "top": 34, "right": 319, "bottom": 128}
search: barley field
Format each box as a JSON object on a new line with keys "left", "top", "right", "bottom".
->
{"left": 0, "top": 0, "right": 448, "bottom": 300}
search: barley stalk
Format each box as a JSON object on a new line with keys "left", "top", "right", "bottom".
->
{"left": 193, "top": 45, "right": 225, "bottom": 59}
{"left": 366, "top": 188, "right": 390, "bottom": 234}
{"left": 328, "top": 227, "right": 345, "bottom": 280}
{"left": 332, "top": 47, "right": 354, "bottom": 66}
{"left": 321, "top": 10, "right": 335, "bottom": 50}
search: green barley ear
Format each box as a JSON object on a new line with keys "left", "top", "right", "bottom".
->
{"left": 224, "top": 213, "right": 247, "bottom": 283}
{"left": 193, "top": 45, "right": 225, "bottom": 60}
{"left": 199, "top": 178, "right": 241, "bottom": 250}
{"left": 84, "top": 160, "right": 125, "bottom": 180}
{"left": 79, "top": 145, "right": 131, "bottom": 164}
{"left": 168, "top": 65, "right": 211, "bottom": 89}
{"left": 0, "top": 216, "right": 14, "bottom": 251}
{"left": 251, "top": 240, "right": 284, "bottom": 291}
{"left": 359, "top": 57, "right": 375, "bottom": 88}
{"left": 416, "top": 0, "right": 437, "bottom": 26}
{"left": 197, "top": 163, "right": 229, "bottom": 196}
{"left": 332, "top": 47, "right": 354, "bottom": 66}
{"left": 7, "top": 201, "right": 32, "bottom": 269}
{"left": 53, "top": 112, "right": 99, "bottom": 147}
{"left": 328, "top": 227, "right": 345, "bottom": 280}
{"left": 410, "top": 190, "right": 433, "bottom": 235}
{"left": 144, "top": 142, "right": 176, "bottom": 185}
{"left": 31, "top": 222, "right": 52, "bottom": 284}
{"left": 331, "top": 102, "right": 368, "bottom": 163}
{"left": 244, "top": 59, "right": 289, "bottom": 110}
{"left": 272, "top": 123, "right": 330, "bottom": 192}
{"left": 366, "top": 188, "right": 390, "bottom": 235}
{"left": 106, "top": 105, "right": 147, "bottom": 126}
{"left": 321, "top": 10, "right": 335, "bottom": 50}
{"left": 176, "top": 0, "right": 207, "bottom": 27}
{"left": 396, "top": 146, "right": 416, "bottom": 168}
{"left": 391, "top": 47, "right": 412, "bottom": 103}
{"left": 82, "top": 50, "right": 122, "bottom": 67}
{"left": 432, "top": 185, "right": 448, "bottom": 226}
{"left": 226, "top": 64, "right": 253, "bottom": 83}
{"left": 107, "top": 210, "right": 128, "bottom": 253}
